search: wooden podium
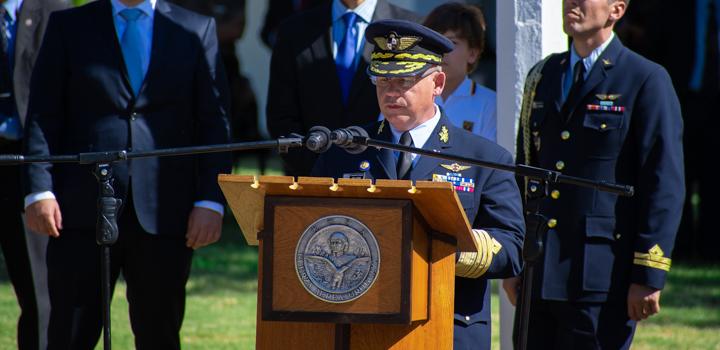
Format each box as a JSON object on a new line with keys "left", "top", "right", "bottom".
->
{"left": 218, "top": 175, "right": 475, "bottom": 350}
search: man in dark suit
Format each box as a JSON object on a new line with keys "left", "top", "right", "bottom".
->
{"left": 267, "top": 0, "right": 419, "bottom": 176}
{"left": 23, "top": 0, "right": 231, "bottom": 348}
{"left": 507, "top": 0, "right": 685, "bottom": 348}
{"left": 0, "top": 0, "right": 68, "bottom": 349}
{"left": 312, "top": 20, "right": 525, "bottom": 350}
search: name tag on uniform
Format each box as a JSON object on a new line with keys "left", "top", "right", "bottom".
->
{"left": 343, "top": 172, "right": 367, "bottom": 179}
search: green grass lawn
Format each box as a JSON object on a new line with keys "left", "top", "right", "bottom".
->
{"left": 1, "top": 157, "right": 718, "bottom": 349}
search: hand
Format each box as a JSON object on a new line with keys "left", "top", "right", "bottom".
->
{"left": 627, "top": 283, "right": 661, "bottom": 321}
{"left": 503, "top": 276, "right": 522, "bottom": 306}
{"left": 25, "top": 199, "right": 63, "bottom": 238}
{"left": 185, "top": 207, "right": 223, "bottom": 250}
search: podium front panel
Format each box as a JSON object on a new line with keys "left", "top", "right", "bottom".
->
{"left": 261, "top": 196, "right": 421, "bottom": 324}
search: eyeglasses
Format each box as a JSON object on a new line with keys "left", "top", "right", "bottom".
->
{"left": 370, "top": 66, "right": 440, "bottom": 89}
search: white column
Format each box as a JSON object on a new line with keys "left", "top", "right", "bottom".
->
{"left": 496, "top": 1, "right": 566, "bottom": 349}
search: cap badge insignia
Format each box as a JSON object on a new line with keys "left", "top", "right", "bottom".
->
{"left": 373, "top": 32, "right": 421, "bottom": 51}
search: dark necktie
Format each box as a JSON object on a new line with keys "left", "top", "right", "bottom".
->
{"left": 0, "top": 8, "right": 13, "bottom": 115}
{"left": 396, "top": 131, "right": 413, "bottom": 180}
{"left": 562, "top": 59, "right": 586, "bottom": 116}
{"left": 336, "top": 12, "right": 359, "bottom": 104}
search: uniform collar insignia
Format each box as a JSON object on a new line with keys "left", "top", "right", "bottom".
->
{"left": 438, "top": 125, "right": 449, "bottom": 143}
{"left": 441, "top": 163, "right": 471, "bottom": 172}
{"left": 377, "top": 119, "right": 385, "bottom": 135}
{"left": 602, "top": 58, "right": 612, "bottom": 66}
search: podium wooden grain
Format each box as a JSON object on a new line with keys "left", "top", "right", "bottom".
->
{"left": 219, "top": 175, "right": 474, "bottom": 349}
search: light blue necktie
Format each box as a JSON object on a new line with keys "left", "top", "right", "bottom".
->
{"left": 336, "top": 12, "right": 359, "bottom": 104}
{"left": 120, "top": 8, "right": 144, "bottom": 96}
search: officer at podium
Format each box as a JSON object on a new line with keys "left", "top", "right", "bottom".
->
{"left": 312, "top": 19, "right": 525, "bottom": 350}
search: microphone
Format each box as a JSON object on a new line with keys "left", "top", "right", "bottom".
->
{"left": 305, "top": 126, "right": 369, "bottom": 154}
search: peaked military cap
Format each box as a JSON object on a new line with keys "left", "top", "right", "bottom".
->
{"left": 365, "top": 19, "right": 454, "bottom": 77}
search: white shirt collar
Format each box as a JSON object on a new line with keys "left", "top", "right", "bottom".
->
{"left": 388, "top": 105, "right": 442, "bottom": 149}
{"left": 332, "top": 0, "right": 377, "bottom": 24}
{"left": 570, "top": 31, "right": 615, "bottom": 78}
{"left": 111, "top": 0, "right": 157, "bottom": 18}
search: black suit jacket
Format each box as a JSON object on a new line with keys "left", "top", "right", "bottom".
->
{"left": 24, "top": 0, "right": 232, "bottom": 235}
{"left": 266, "top": 0, "right": 419, "bottom": 176}
{"left": 14, "top": 0, "right": 69, "bottom": 125}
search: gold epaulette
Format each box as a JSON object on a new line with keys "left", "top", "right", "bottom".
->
{"left": 633, "top": 244, "right": 672, "bottom": 272}
{"left": 456, "top": 230, "right": 503, "bottom": 279}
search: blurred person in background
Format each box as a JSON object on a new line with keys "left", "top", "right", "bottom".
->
{"left": 423, "top": 2, "right": 497, "bottom": 142}
{"left": 266, "top": 0, "right": 419, "bottom": 176}
{"left": 0, "top": 0, "right": 68, "bottom": 348}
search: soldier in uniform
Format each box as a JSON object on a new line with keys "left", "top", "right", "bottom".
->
{"left": 505, "top": 0, "right": 685, "bottom": 348}
{"left": 312, "top": 19, "right": 525, "bottom": 349}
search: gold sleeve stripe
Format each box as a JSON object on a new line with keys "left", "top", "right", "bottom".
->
{"left": 476, "top": 231, "right": 493, "bottom": 277}
{"left": 456, "top": 229, "right": 483, "bottom": 278}
{"left": 633, "top": 258, "right": 671, "bottom": 271}
{"left": 634, "top": 252, "right": 672, "bottom": 266}
{"left": 465, "top": 230, "right": 486, "bottom": 278}
{"left": 456, "top": 230, "right": 502, "bottom": 279}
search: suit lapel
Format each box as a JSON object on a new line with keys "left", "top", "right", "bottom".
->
{"left": 373, "top": 119, "right": 397, "bottom": 179}
{"left": 312, "top": 4, "right": 346, "bottom": 113}
{"left": 96, "top": 0, "right": 134, "bottom": 102}
{"left": 552, "top": 53, "right": 569, "bottom": 113}
{"left": 136, "top": 0, "right": 171, "bottom": 103}
{"left": 410, "top": 114, "right": 453, "bottom": 181}
{"left": 564, "top": 37, "right": 622, "bottom": 121}
{"left": 13, "top": 1, "right": 39, "bottom": 69}
{"left": 345, "top": 0, "right": 390, "bottom": 108}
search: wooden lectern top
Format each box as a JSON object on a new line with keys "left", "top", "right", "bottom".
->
{"left": 218, "top": 175, "right": 475, "bottom": 251}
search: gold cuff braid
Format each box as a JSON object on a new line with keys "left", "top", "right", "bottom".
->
{"left": 455, "top": 230, "right": 502, "bottom": 279}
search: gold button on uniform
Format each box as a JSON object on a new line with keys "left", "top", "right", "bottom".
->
{"left": 547, "top": 219, "right": 558, "bottom": 228}
{"left": 555, "top": 161, "right": 565, "bottom": 170}
{"left": 600, "top": 123, "right": 607, "bottom": 130}
{"left": 551, "top": 190, "right": 560, "bottom": 199}
{"left": 561, "top": 131, "right": 570, "bottom": 140}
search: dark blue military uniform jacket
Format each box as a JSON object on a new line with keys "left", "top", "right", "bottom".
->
{"left": 313, "top": 112, "right": 525, "bottom": 341}
{"left": 517, "top": 36, "right": 685, "bottom": 302}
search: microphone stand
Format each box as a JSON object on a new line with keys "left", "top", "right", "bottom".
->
{"left": 0, "top": 137, "right": 303, "bottom": 350}
{"left": 345, "top": 135, "right": 634, "bottom": 350}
